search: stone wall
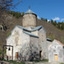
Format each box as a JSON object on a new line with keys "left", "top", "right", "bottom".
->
{"left": 22, "top": 14, "right": 37, "bottom": 27}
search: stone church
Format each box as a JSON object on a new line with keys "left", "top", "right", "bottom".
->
{"left": 6, "top": 9, "right": 47, "bottom": 61}
{"left": 6, "top": 9, "right": 64, "bottom": 62}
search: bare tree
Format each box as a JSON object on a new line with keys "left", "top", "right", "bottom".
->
{"left": 0, "top": 0, "right": 13, "bottom": 31}
{"left": 0, "top": 0, "right": 13, "bottom": 10}
{"left": 0, "top": 0, "right": 22, "bottom": 31}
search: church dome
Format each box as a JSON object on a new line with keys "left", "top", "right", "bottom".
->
{"left": 25, "top": 9, "right": 37, "bottom": 17}
{"left": 22, "top": 9, "right": 37, "bottom": 27}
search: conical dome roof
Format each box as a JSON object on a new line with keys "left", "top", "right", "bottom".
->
{"left": 26, "top": 9, "right": 34, "bottom": 14}
{"left": 25, "top": 9, "right": 37, "bottom": 17}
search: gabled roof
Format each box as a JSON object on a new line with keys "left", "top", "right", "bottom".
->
{"left": 15, "top": 25, "right": 43, "bottom": 32}
{"left": 10, "top": 25, "right": 41, "bottom": 38}
{"left": 48, "top": 39, "right": 64, "bottom": 48}
{"left": 23, "top": 26, "right": 42, "bottom": 32}
{"left": 23, "top": 31, "right": 39, "bottom": 38}
{"left": 53, "top": 39, "right": 64, "bottom": 46}
{"left": 31, "top": 26, "right": 42, "bottom": 31}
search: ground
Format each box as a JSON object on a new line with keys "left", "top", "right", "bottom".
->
{"left": 0, "top": 60, "right": 62, "bottom": 64}
{"left": 25, "top": 61, "right": 60, "bottom": 64}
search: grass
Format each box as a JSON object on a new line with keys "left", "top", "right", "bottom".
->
{"left": 0, "top": 49, "right": 2, "bottom": 54}
{"left": 0, "top": 59, "right": 25, "bottom": 64}
{"left": 7, "top": 60, "right": 25, "bottom": 64}
{"left": 32, "top": 59, "right": 48, "bottom": 62}
{"left": 0, "top": 49, "right": 3, "bottom": 60}
{"left": 40, "top": 59, "right": 48, "bottom": 62}
{"left": 60, "top": 63, "right": 64, "bottom": 64}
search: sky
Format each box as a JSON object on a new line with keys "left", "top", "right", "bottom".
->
{"left": 11, "top": 0, "right": 64, "bottom": 22}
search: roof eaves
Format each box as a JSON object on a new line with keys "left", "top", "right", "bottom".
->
{"left": 23, "top": 29, "right": 31, "bottom": 32}
{"left": 31, "top": 26, "right": 42, "bottom": 31}
{"left": 23, "top": 31, "right": 39, "bottom": 38}
{"left": 54, "top": 39, "right": 64, "bottom": 46}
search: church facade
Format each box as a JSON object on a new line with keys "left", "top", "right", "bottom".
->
{"left": 6, "top": 9, "right": 47, "bottom": 61}
{"left": 48, "top": 39, "right": 64, "bottom": 62}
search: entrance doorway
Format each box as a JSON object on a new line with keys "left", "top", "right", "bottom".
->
{"left": 39, "top": 50, "right": 42, "bottom": 59}
{"left": 54, "top": 54, "right": 58, "bottom": 61}
{"left": 15, "top": 52, "right": 19, "bottom": 59}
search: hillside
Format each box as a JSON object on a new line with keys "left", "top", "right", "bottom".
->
{"left": 37, "top": 19, "right": 64, "bottom": 42}
{"left": 0, "top": 13, "right": 64, "bottom": 49}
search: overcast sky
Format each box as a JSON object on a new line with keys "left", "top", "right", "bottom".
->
{"left": 11, "top": 0, "right": 64, "bottom": 22}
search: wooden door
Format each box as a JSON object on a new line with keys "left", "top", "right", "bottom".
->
{"left": 54, "top": 54, "right": 58, "bottom": 61}
{"left": 15, "top": 52, "right": 18, "bottom": 59}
